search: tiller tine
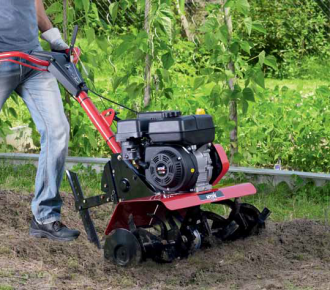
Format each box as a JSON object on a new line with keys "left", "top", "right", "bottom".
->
{"left": 180, "top": 199, "right": 272, "bottom": 244}
{"left": 210, "top": 201, "right": 271, "bottom": 241}
{"left": 258, "top": 207, "right": 272, "bottom": 227}
{"left": 218, "top": 221, "right": 240, "bottom": 240}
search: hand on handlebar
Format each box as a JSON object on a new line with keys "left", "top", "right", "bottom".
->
{"left": 41, "top": 28, "right": 69, "bottom": 51}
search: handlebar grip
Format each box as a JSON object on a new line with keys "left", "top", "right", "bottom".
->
{"left": 64, "top": 47, "right": 81, "bottom": 64}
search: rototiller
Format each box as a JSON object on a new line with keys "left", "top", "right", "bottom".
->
{"left": 0, "top": 27, "right": 270, "bottom": 266}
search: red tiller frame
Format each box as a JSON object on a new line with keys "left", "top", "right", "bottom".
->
{"left": 0, "top": 50, "right": 122, "bottom": 154}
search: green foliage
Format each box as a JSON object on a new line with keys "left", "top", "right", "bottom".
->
{"left": 0, "top": 119, "right": 11, "bottom": 141}
{"left": 247, "top": 0, "right": 330, "bottom": 78}
{"left": 0, "top": 162, "right": 101, "bottom": 197}
{"left": 1, "top": 0, "right": 329, "bottom": 173}
{"left": 239, "top": 85, "right": 330, "bottom": 172}
{"left": 188, "top": 1, "right": 275, "bottom": 162}
{"left": 0, "top": 286, "right": 14, "bottom": 290}
{"left": 246, "top": 181, "right": 330, "bottom": 222}
{"left": 283, "top": 55, "right": 330, "bottom": 81}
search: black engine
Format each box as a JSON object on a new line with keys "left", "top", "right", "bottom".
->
{"left": 115, "top": 111, "right": 216, "bottom": 193}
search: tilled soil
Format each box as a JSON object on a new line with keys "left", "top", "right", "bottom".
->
{"left": 0, "top": 189, "right": 330, "bottom": 290}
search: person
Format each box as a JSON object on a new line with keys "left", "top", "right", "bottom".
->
{"left": 0, "top": 0, "right": 80, "bottom": 241}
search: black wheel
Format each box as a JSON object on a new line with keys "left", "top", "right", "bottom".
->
{"left": 104, "top": 228, "right": 142, "bottom": 266}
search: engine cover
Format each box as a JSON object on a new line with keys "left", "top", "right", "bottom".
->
{"left": 145, "top": 146, "right": 198, "bottom": 193}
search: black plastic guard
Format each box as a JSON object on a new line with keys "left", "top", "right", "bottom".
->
{"left": 31, "top": 51, "right": 87, "bottom": 96}
{"left": 110, "top": 154, "right": 156, "bottom": 201}
{"left": 101, "top": 160, "right": 119, "bottom": 203}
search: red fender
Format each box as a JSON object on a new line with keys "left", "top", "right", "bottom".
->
{"left": 105, "top": 182, "right": 256, "bottom": 235}
{"left": 212, "top": 144, "right": 230, "bottom": 185}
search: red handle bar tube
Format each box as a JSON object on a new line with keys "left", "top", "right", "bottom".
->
{"left": 0, "top": 51, "right": 122, "bottom": 154}
{"left": 76, "top": 91, "right": 122, "bottom": 154}
{"left": 0, "top": 51, "right": 50, "bottom": 66}
{"left": 0, "top": 51, "right": 50, "bottom": 71}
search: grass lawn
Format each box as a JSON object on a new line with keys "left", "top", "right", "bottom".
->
{"left": 265, "top": 78, "right": 329, "bottom": 95}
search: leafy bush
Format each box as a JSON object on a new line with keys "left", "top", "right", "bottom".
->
{"left": 283, "top": 55, "right": 330, "bottom": 81}
{"left": 247, "top": 0, "right": 330, "bottom": 77}
{"left": 238, "top": 85, "right": 330, "bottom": 172}
{"left": 2, "top": 0, "right": 330, "bottom": 173}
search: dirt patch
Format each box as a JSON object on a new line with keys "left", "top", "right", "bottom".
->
{"left": 0, "top": 189, "right": 330, "bottom": 290}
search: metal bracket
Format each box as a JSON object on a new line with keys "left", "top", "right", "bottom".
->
{"left": 66, "top": 170, "right": 101, "bottom": 249}
{"left": 74, "top": 190, "right": 113, "bottom": 211}
{"left": 101, "top": 108, "right": 117, "bottom": 127}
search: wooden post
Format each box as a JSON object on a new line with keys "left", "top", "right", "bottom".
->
{"left": 144, "top": 0, "right": 152, "bottom": 107}
{"left": 221, "top": 0, "right": 238, "bottom": 164}
{"left": 175, "top": 0, "right": 194, "bottom": 42}
{"left": 63, "top": 0, "right": 68, "bottom": 42}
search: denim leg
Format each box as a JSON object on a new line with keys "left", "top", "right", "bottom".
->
{"left": 16, "top": 70, "right": 69, "bottom": 224}
{"left": 0, "top": 60, "right": 20, "bottom": 110}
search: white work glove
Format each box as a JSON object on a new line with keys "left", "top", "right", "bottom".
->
{"left": 41, "top": 28, "right": 69, "bottom": 51}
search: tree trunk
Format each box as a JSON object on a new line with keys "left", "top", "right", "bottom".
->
{"left": 63, "top": 0, "right": 68, "bottom": 42}
{"left": 222, "top": 1, "right": 238, "bottom": 164}
{"left": 143, "top": 0, "right": 152, "bottom": 107}
{"left": 175, "top": 0, "right": 194, "bottom": 42}
{"left": 63, "top": 0, "right": 72, "bottom": 133}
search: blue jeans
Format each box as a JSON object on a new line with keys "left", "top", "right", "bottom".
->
{"left": 0, "top": 48, "right": 69, "bottom": 224}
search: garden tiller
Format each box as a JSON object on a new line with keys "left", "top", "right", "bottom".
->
{"left": 0, "top": 27, "right": 270, "bottom": 266}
